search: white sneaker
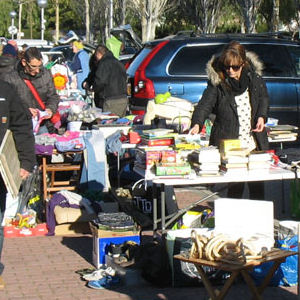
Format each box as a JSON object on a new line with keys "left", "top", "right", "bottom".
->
{"left": 83, "top": 267, "right": 116, "bottom": 281}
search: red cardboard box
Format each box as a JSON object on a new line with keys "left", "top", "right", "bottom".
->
{"left": 4, "top": 223, "right": 48, "bottom": 238}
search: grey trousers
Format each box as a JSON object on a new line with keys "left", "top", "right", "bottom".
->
{"left": 103, "top": 97, "right": 128, "bottom": 118}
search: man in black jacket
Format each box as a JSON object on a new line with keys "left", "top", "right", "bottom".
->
{"left": 1, "top": 47, "right": 60, "bottom": 133}
{"left": 0, "top": 79, "right": 36, "bottom": 288}
{"left": 83, "top": 45, "right": 128, "bottom": 117}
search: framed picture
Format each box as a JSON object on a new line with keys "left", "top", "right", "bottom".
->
{"left": 0, "top": 130, "right": 21, "bottom": 198}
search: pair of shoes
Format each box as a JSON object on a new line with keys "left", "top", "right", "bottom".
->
{"left": 83, "top": 266, "right": 115, "bottom": 281}
{"left": 0, "top": 276, "right": 5, "bottom": 289}
{"left": 75, "top": 268, "right": 96, "bottom": 276}
{"left": 87, "top": 275, "right": 120, "bottom": 289}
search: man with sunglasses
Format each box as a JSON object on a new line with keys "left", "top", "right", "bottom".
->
{"left": 1, "top": 47, "right": 59, "bottom": 134}
{"left": 190, "top": 41, "right": 269, "bottom": 200}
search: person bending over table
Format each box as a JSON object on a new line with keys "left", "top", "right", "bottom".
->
{"left": 190, "top": 41, "right": 269, "bottom": 200}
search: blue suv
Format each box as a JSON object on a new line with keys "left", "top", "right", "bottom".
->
{"left": 126, "top": 33, "right": 300, "bottom": 127}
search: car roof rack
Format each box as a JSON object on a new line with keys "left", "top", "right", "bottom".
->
{"left": 172, "top": 31, "right": 299, "bottom": 42}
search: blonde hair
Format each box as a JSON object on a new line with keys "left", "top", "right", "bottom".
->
{"left": 73, "top": 41, "right": 83, "bottom": 50}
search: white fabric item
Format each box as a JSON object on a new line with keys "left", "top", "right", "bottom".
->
{"left": 143, "top": 97, "right": 194, "bottom": 127}
{"left": 58, "top": 190, "right": 94, "bottom": 214}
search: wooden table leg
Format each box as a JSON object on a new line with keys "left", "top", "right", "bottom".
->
{"left": 256, "top": 260, "right": 283, "bottom": 295}
{"left": 42, "top": 157, "right": 48, "bottom": 201}
{"left": 195, "top": 265, "right": 239, "bottom": 300}
{"left": 240, "top": 270, "right": 263, "bottom": 300}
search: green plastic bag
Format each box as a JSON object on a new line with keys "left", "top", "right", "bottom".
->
{"left": 106, "top": 36, "right": 122, "bottom": 59}
{"left": 290, "top": 178, "right": 300, "bottom": 219}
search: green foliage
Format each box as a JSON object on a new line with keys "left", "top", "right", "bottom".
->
{"left": 280, "top": 0, "right": 297, "bottom": 24}
{"left": 0, "top": 0, "right": 17, "bottom": 37}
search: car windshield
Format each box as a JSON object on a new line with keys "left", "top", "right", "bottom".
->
{"left": 126, "top": 46, "right": 153, "bottom": 76}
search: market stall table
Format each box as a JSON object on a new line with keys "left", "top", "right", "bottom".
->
{"left": 174, "top": 249, "right": 297, "bottom": 300}
{"left": 134, "top": 166, "right": 298, "bottom": 233}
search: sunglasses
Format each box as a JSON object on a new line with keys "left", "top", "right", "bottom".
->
{"left": 224, "top": 65, "right": 242, "bottom": 72}
{"left": 25, "top": 61, "right": 43, "bottom": 70}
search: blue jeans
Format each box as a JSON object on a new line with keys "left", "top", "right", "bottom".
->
{"left": 80, "top": 130, "right": 110, "bottom": 191}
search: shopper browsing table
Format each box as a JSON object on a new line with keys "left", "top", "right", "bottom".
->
{"left": 83, "top": 45, "right": 128, "bottom": 117}
{"left": 1, "top": 47, "right": 60, "bottom": 134}
{"left": 190, "top": 41, "right": 269, "bottom": 199}
{"left": 0, "top": 79, "right": 36, "bottom": 288}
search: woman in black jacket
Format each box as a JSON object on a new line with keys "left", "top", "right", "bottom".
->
{"left": 190, "top": 41, "right": 269, "bottom": 199}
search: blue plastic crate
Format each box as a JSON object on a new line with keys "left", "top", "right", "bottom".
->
{"left": 92, "top": 232, "right": 140, "bottom": 268}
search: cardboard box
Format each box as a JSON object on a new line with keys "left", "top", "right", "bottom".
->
{"left": 4, "top": 223, "right": 48, "bottom": 238}
{"left": 90, "top": 223, "right": 140, "bottom": 268}
{"left": 156, "top": 162, "right": 191, "bottom": 176}
{"left": 214, "top": 198, "right": 274, "bottom": 252}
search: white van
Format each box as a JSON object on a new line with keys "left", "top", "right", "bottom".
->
{"left": 14, "top": 39, "right": 54, "bottom": 51}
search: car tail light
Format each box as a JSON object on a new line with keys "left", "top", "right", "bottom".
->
{"left": 133, "top": 41, "right": 169, "bottom": 99}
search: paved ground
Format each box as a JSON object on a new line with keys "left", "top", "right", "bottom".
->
{"left": 0, "top": 185, "right": 298, "bottom": 300}
{"left": 0, "top": 233, "right": 298, "bottom": 300}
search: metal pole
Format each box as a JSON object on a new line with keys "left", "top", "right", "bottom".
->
{"left": 41, "top": 7, "right": 44, "bottom": 40}
{"left": 11, "top": 18, "right": 15, "bottom": 40}
{"left": 109, "top": 0, "right": 113, "bottom": 36}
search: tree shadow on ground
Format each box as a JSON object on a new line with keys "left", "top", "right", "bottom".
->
{"left": 61, "top": 235, "right": 93, "bottom": 265}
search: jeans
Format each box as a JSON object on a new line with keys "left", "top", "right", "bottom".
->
{"left": 80, "top": 130, "right": 110, "bottom": 191}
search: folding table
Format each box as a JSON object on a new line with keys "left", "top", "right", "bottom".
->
{"left": 174, "top": 249, "right": 297, "bottom": 300}
{"left": 149, "top": 166, "right": 297, "bottom": 233}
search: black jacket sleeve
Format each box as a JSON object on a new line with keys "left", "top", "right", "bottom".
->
{"left": 8, "top": 89, "right": 36, "bottom": 172}
{"left": 191, "top": 82, "right": 219, "bottom": 129}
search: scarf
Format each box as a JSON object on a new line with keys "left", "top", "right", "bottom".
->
{"left": 225, "top": 67, "right": 250, "bottom": 96}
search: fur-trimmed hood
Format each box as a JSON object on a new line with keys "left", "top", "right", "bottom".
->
{"left": 206, "top": 51, "right": 264, "bottom": 87}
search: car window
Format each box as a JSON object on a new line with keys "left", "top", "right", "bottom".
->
{"left": 126, "top": 46, "right": 153, "bottom": 76}
{"left": 168, "top": 44, "right": 224, "bottom": 76}
{"left": 286, "top": 46, "right": 300, "bottom": 77}
{"left": 244, "top": 44, "right": 295, "bottom": 77}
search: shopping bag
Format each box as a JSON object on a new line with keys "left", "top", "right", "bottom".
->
{"left": 16, "top": 166, "right": 43, "bottom": 220}
{"left": 250, "top": 235, "right": 298, "bottom": 286}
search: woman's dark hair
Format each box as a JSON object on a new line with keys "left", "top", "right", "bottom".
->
{"left": 95, "top": 45, "right": 109, "bottom": 56}
{"left": 23, "top": 47, "right": 43, "bottom": 62}
{"left": 217, "top": 41, "right": 250, "bottom": 81}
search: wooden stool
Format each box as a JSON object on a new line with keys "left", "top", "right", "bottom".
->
{"left": 174, "top": 249, "right": 297, "bottom": 300}
{"left": 41, "top": 151, "right": 83, "bottom": 200}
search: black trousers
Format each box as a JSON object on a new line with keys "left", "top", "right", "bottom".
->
{"left": 227, "top": 181, "right": 265, "bottom": 200}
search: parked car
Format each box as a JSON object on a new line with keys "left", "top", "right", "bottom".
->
{"left": 126, "top": 33, "right": 300, "bottom": 127}
{"left": 49, "top": 25, "right": 142, "bottom": 65}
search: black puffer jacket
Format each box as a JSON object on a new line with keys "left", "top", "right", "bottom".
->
{"left": 191, "top": 51, "right": 269, "bottom": 150}
{"left": 0, "top": 56, "right": 17, "bottom": 75}
{"left": 93, "top": 51, "right": 127, "bottom": 103}
{"left": 1, "top": 61, "right": 59, "bottom": 115}
{"left": 0, "top": 80, "right": 36, "bottom": 172}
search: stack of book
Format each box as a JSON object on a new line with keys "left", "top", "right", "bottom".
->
{"left": 220, "top": 155, "right": 249, "bottom": 174}
{"left": 188, "top": 146, "right": 220, "bottom": 175}
{"left": 141, "top": 128, "right": 176, "bottom": 147}
{"left": 267, "top": 125, "right": 298, "bottom": 142}
{"left": 220, "top": 147, "right": 251, "bottom": 174}
{"left": 248, "top": 151, "right": 272, "bottom": 170}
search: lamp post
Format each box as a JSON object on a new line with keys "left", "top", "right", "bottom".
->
{"left": 9, "top": 11, "right": 17, "bottom": 40}
{"left": 37, "top": 0, "right": 48, "bottom": 40}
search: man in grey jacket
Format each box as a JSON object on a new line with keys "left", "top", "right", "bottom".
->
{"left": 1, "top": 47, "right": 60, "bottom": 133}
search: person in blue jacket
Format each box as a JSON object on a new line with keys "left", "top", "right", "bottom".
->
{"left": 69, "top": 41, "right": 90, "bottom": 94}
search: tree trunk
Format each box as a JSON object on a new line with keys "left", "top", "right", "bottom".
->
{"left": 85, "top": 0, "right": 90, "bottom": 42}
{"left": 271, "top": 0, "right": 279, "bottom": 32}
{"left": 55, "top": 0, "right": 59, "bottom": 44}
